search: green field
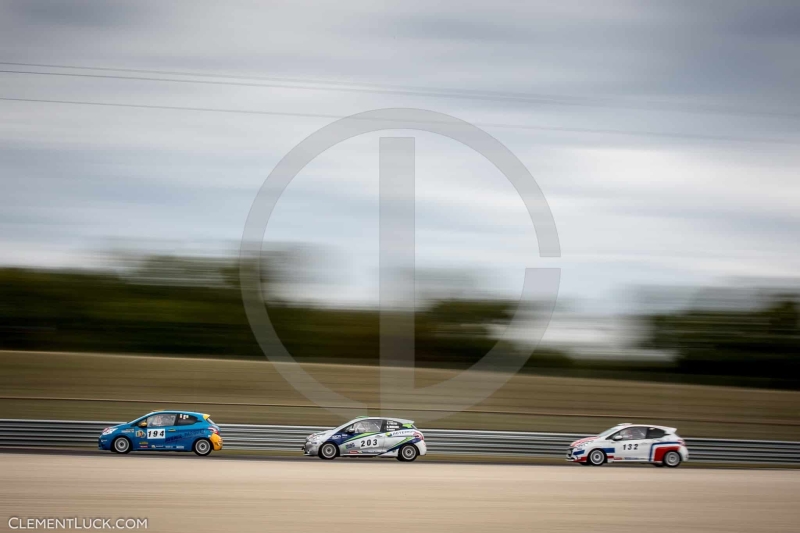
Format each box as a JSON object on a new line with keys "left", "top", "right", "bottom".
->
{"left": 1, "top": 350, "right": 799, "bottom": 439}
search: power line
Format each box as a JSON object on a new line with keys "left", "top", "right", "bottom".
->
{"left": 0, "top": 60, "right": 796, "bottom": 120}
{"left": 0, "top": 95, "right": 796, "bottom": 146}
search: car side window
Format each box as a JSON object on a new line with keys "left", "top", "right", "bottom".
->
{"left": 615, "top": 426, "right": 647, "bottom": 440}
{"left": 352, "top": 420, "right": 381, "bottom": 433}
{"left": 382, "top": 419, "right": 401, "bottom": 432}
{"left": 646, "top": 427, "right": 666, "bottom": 439}
{"left": 147, "top": 413, "right": 177, "bottom": 427}
{"left": 175, "top": 414, "right": 198, "bottom": 426}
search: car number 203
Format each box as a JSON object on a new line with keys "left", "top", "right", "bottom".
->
{"left": 621, "top": 443, "right": 639, "bottom": 450}
{"left": 359, "top": 438, "right": 378, "bottom": 447}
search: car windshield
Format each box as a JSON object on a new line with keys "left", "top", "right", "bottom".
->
{"left": 598, "top": 425, "right": 629, "bottom": 438}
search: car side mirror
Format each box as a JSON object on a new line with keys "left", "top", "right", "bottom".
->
{"left": 138, "top": 421, "right": 147, "bottom": 428}
{"left": 612, "top": 434, "right": 623, "bottom": 441}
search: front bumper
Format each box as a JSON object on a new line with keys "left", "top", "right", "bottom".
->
{"left": 565, "top": 447, "right": 587, "bottom": 462}
{"left": 303, "top": 441, "right": 321, "bottom": 456}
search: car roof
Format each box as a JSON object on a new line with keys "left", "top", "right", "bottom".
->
{"left": 347, "top": 416, "right": 414, "bottom": 424}
{"left": 142, "top": 410, "right": 208, "bottom": 418}
{"left": 608, "top": 423, "right": 677, "bottom": 433}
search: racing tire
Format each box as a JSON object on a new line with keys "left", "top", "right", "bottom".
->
{"left": 588, "top": 449, "right": 606, "bottom": 466}
{"left": 112, "top": 436, "right": 131, "bottom": 454}
{"left": 319, "top": 442, "right": 338, "bottom": 460}
{"left": 193, "top": 438, "right": 212, "bottom": 457}
{"left": 397, "top": 444, "right": 418, "bottom": 462}
{"left": 663, "top": 450, "right": 681, "bottom": 468}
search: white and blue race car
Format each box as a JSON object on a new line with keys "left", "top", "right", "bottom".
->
{"left": 303, "top": 416, "right": 427, "bottom": 461}
{"left": 566, "top": 423, "right": 689, "bottom": 467}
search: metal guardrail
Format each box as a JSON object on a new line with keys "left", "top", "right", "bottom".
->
{"left": 1, "top": 419, "right": 798, "bottom": 464}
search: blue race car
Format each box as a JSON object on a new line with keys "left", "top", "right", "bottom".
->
{"left": 98, "top": 411, "right": 223, "bottom": 456}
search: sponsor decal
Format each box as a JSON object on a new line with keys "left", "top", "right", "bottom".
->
{"left": 345, "top": 443, "right": 355, "bottom": 449}
{"left": 176, "top": 446, "right": 184, "bottom": 449}
{"left": 135, "top": 430, "right": 145, "bottom": 438}
{"left": 348, "top": 450, "right": 360, "bottom": 454}
{"left": 166, "top": 428, "right": 204, "bottom": 444}
{"left": 122, "top": 429, "right": 134, "bottom": 434}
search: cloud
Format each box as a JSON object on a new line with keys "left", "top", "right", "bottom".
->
{"left": 0, "top": 0, "right": 799, "bottom": 312}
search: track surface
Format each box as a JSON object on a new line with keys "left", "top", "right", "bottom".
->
{"left": 1, "top": 453, "right": 799, "bottom": 533}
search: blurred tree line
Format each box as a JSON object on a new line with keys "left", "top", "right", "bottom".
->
{"left": 0, "top": 255, "right": 797, "bottom": 388}
{"left": 642, "top": 298, "right": 800, "bottom": 382}
{"left": 0, "top": 255, "right": 523, "bottom": 368}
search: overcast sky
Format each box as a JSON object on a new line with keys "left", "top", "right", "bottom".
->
{"left": 1, "top": 0, "right": 799, "bottom": 313}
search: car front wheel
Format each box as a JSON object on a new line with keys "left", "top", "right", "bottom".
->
{"left": 663, "top": 450, "right": 681, "bottom": 468}
{"left": 193, "top": 438, "right": 212, "bottom": 456}
{"left": 112, "top": 436, "right": 131, "bottom": 454}
{"left": 588, "top": 449, "right": 606, "bottom": 466}
{"left": 397, "top": 444, "right": 418, "bottom": 462}
{"left": 319, "top": 442, "right": 338, "bottom": 460}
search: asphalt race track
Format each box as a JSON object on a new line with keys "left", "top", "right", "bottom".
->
{"left": 1, "top": 452, "right": 798, "bottom": 532}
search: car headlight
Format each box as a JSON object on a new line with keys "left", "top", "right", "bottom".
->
{"left": 101, "top": 427, "right": 116, "bottom": 436}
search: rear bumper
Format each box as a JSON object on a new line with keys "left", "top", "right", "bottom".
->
{"left": 416, "top": 440, "right": 427, "bottom": 456}
{"left": 210, "top": 433, "right": 223, "bottom": 451}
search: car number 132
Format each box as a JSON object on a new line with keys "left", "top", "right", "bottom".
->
{"left": 621, "top": 443, "right": 639, "bottom": 450}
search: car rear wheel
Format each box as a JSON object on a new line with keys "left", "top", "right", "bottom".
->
{"left": 588, "top": 449, "right": 606, "bottom": 466}
{"left": 319, "top": 442, "right": 338, "bottom": 460}
{"left": 193, "top": 438, "right": 212, "bottom": 456}
{"left": 663, "top": 450, "right": 681, "bottom": 468}
{"left": 397, "top": 444, "right": 418, "bottom": 462}
{"left": 112, "top": 436, "right": 131, "bottom": 454}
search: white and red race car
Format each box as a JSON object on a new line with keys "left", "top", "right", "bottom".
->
{"left": 566, "top": 423, "right": 688, "bottom": 467}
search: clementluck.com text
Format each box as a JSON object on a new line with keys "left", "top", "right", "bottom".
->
{"left": 8, "top": 517, "right": 148, "bottom": 530}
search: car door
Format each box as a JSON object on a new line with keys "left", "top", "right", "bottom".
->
{"left": 143, "top": 413, "right": 176, "bottom": 450}
{"left": 612, "top": 426, "right": 649, "bottom": 461}
{"left": 341, "top": 419, "right": 383, "bottom": 455}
